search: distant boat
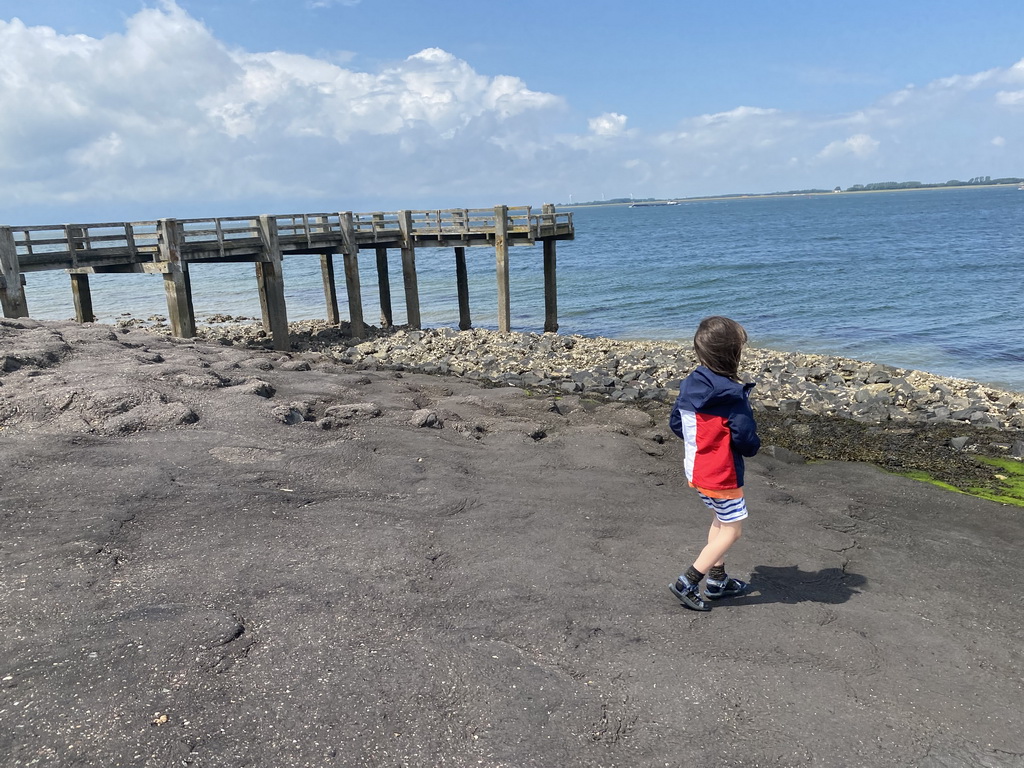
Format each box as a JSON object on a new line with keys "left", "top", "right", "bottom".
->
{"left": 629, "top": 200, "right": 679, "bottom": 208}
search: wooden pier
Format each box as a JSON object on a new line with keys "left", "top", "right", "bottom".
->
{"left": 0, "top": 205, "right": 574, "bottom": 350}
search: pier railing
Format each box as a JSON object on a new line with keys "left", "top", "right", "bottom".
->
{"left": 0, "top": 204, "right": 573, "bottom": 349}
{"left": 4, "top": 206, "right": 572, "bottom": 271}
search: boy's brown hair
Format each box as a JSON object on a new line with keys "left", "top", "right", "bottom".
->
{"left": 693, "top": 316, "right": 748, "bottom": 381}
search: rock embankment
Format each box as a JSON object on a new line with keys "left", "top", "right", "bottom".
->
{"left": 168, "top": 319, "right": 1024, "bottom": 434}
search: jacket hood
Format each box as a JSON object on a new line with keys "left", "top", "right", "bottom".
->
{"left": 680, "top": 366, "right": 755, "bottom": 410}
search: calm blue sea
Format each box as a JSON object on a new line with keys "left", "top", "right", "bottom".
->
{"left": 19, "top": 186, "right": 1024, "bottom": 392}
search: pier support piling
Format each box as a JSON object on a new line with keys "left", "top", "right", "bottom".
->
{"left": 494, "top": 205, "right": 510, "bottom": 333}
{"left": 255, "top": 215, "right": 290, "bottom": 351}
{"left": 0, "top": 226, "right": 29, "bottom": 318}
{"left": 68, "top": 228, "right": 95, "bottom": 323}
{"left": 157, "top": 219, "right": 196, "bottom": 338}
{"left": 399, "top": 210, "right": 421, "bottom": 329}
{"left": 340, "top": 212, "right": 365, "bottom": 338}
{"left": 375, "top": 246, "right": 393, "bottom": 328}
{"left": 162, "top": 266, "right": 196, "bottom": 338}
{"left": 543, "top": 240, "right": 558, "bottom": 333}
{"left": 373, "top": 213, "right": 393, "bottom": 328}
{"left": 454, "top": 246, "right": 471, "bottom": 330}
{"left": 541, "top": 204, "right": 559, "bottom": 333}
{"left": 70, "top": 273, "right": 95, "bottom": 323}
{"left": 320, "top": 254, "right": 340, "bottom": 326}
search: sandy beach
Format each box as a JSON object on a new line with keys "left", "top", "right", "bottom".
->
{"left": 1, "top": 318, "right": 1022, "bottom": 767}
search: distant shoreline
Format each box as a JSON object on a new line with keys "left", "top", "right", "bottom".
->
{"left": 562, "top": 182, "right": 1023, "bottom": 209}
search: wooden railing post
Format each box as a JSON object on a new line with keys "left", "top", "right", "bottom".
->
{"left": 157, "top": 219, "right": 196, "bottom": 338}
{"left": 340, "top": 212, "right": 365, "bottom": 338}
{"left": 398, "top": 210, "right": 421, "bottom": 329}
{"left": 494, "top": 205, "right": 510, "bottom": 333}
{"left": 255, "top": 215, "right": 290, "bottom": 351}
{"left": 0, "top": 226, "right": 29, "bottom": 318}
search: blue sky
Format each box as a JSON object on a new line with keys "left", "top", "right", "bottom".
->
{"left": 2, "top": 0, "right": 1023, "bottom": 223}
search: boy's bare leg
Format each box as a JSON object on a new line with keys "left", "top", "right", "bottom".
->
{"left": 693, "top": 520, "right": 742, "bottom": 574}
{"left": 706, "top": 519, "right": 723, "bottom": 566}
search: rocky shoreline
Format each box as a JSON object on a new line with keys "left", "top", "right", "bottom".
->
{"left": 132, "top": 316, "right": 1024, "bottom": 495}
{"left": 143, "top": 317, "right": 1024, "bottom": 429}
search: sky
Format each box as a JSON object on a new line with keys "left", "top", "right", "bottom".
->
{"left": 2, "top": 0, "right": 1023, "bottom": 224}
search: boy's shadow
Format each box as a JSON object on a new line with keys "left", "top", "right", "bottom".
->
{"left": 736, "top": 564, "right": 867, "bottom": 605}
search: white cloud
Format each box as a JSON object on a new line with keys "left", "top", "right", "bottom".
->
{"left": 695, "top": 105, "right": 780, "bottom": 126}
{"left": 1, "top": 4, "right": 1024, "bottom": 220}
{"left": 588, "top": 112, "right": 628, "bottom": 137}
{"left": 306, "top": 0, "right": 362, "bottom": 8}
{"left": 0, "top": 4, "right": 566, "bottom": 216}
{"left": 817, "top": 133, "right": 880, "bottom": 160}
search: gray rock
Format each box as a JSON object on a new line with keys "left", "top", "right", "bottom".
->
{"left": 608, "top": 408, "right": 655, "bottom": 429}
{"left": 969, "top": 411, "right": 997, "bottom": 426}
{"left": 410, "top": 409, "right": 441, "bottom": 428}
{"left": 854, "top": 388, "right": 874, "bottom": 404}
{"left": 325, "top": 402, "right": 382, "bottom": 420}
{"left": 762, "top": 445, "right": 806, "bottom": 464}
{"left": 239, "top": 378, "right": 275, "bottom": 398}
{"left": 864, "top": 365, "right": 893, "bottom": 384}
{"left": 272, "top": 406, "right": 304, "bottom": 425}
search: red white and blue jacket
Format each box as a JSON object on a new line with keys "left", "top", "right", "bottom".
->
{"left": 669, "top": 365, "right": 760, "bottom": 490}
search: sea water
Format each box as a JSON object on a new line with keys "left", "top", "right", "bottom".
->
{"left": 17, "top": 186, "right": 1024, "bottom": 392}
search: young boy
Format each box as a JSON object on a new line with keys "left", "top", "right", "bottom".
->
{"left": 668, "top": 316, "right": 761, "bottom": 611}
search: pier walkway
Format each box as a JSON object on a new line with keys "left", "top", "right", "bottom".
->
{"left": 0, "top": 205, "right": 574, "bottom": 350}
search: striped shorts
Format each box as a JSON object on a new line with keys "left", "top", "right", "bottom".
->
{"left": 696, "top": 491, "right": 749, "bottom": 523}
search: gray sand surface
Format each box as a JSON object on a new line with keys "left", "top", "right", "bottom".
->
{"left": 1, "top": 320, "right": 1022, "bottom": 767}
